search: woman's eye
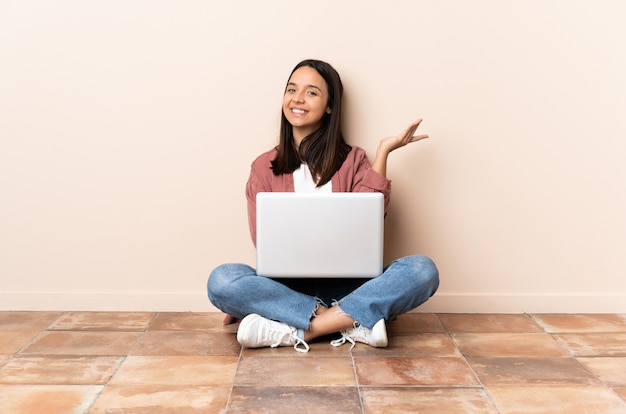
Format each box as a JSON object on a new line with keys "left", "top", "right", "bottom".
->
{"left": 307, "top": 91, "right": 318, "bottom": 96}
{"left": 286, "top": 88, "right": 296, "bottom": 93}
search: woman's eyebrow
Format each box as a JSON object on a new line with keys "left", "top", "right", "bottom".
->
{"left": 287, "top": 81, "right": 322, "bottom": 92}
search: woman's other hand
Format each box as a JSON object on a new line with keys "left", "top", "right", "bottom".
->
{"left": 372, "top": 118, "right": 429, "bottom": 177}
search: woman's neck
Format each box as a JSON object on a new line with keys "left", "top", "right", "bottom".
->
{"left": 292, "top": 125, "right": 318, "bottom": 150}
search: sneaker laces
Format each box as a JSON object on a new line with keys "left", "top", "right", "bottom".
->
{"left": 330, "top": 333, "right": 356, "bottom": 349}
{"left": 330, "top": 322, "right": 367, "bottom": 350}
{"left": 264, "top": 325, "right": 310, "bottom": 353}
{"left": 293, "top": 336, "right": 310, "bottom": 353}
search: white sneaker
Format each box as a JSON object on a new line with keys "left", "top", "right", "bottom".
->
{"left": 237, "top": 314, "right": 310, "bottom": 353}
{"left": 330, "top": 319, "right": 388, "bottom": 349}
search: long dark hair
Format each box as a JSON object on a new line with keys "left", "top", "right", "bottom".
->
{"left": 271, "top": 59, "right": 351, "bottom": 187}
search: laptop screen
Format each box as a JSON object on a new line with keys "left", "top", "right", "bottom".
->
{"left": 255, "top": 192, "right": 384, "bottom": 278}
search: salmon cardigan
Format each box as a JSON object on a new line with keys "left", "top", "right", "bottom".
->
{"left": 245, "top": 146, "right": 391, "bottom": 247}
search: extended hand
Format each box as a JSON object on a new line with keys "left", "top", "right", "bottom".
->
{"left": 372, "top": 118, "right": 429, "bottom": 178}
{"left": 378, "top": 118, "right": 429, "bottom": 155}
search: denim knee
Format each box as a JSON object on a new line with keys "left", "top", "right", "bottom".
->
{"left": 403, "top": 255, "right": 439, "bottom": 295}
{"left": 207, "top": 263, "right": 247, "bottom": 303}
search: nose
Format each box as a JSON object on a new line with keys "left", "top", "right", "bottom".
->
{"left": 293, "top": 90, "right": 305, "bottom": 103}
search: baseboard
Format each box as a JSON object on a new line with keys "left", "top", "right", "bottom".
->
{"left": 415, "top": 293, "right": 626, "bottom": 313}
{"left": 0, "top": 292, "right": 218, "bottom": 312}
{"left": 1, "top": 291, "right": 625, "bottom": 313}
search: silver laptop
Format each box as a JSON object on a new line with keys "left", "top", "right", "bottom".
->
{"left": 255, "top": 192, "right": 384, "bottom": 278}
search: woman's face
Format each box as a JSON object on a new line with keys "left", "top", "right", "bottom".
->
{"left": 283, "top": 66, "right": 331, "bottom": 143}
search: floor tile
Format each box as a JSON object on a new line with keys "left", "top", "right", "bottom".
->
{"left": 0, "top": 356, "right": 123, "bottom": 385}
{"left": 89, "top": 385, "right": 231, "bottom": 414}
{"left": 486, "top": 385, "right": 626, "bottom": 414}
{"left": 20, "top": 331, "right": 142, "bottom": 356}
{"left": 0, "top": 311, "right": 62, "bottom": 331}
{"left": 0, "top": 331, "right": 41, "bottom": 353}
{"left": 0, "top": 384, "right": 102, "bottom": 414}
{"left": 0, "top": 355, "right": 10, "bottom": 367}
{"left": 361, "top": 387, "right": 499, "bottom": 413}
{"left": 48, "top": 311, "right": 155, "bottom": 331}
{"left": 235, "top": 356, "right": 356, "bottom": 386}
{"left": 1, "top": 311, "right": 624, "bottom": 413}
{"left": 387, "top": 313, "right": 445, "bottom": 333}
{"left": 352, "top": 333, "right": 460, "bottom": 357}
{"left": 109, "top": 355, "right": 238, "bottom": 386}
{"left": 614, "top": 387, "right": 626, "bottom": 401}
{"left": 438, "top": 313, "right": 542, "bottom": 333}
{"left": 552, "top": 333, "right": 626, "bottom": 357}
{"left": 531, "top": 314, "right": 626, "bottom": 333}
{"left": 578, "top": 357, "right": 626, "bottom": 387}
{"left": 241, "top": 340, "right": 351, "bottom": 357}
{"left": 355, "top": 357, "right": 479, "bottom": 386}
{"left": 149, "top": 312, "right": 229, "bottom": 332}
{"left": 228, "top": 386, "right": 361, "bottom": 413}
{"left": 132, "top": 330, "right": 241, "bottom": 356}
{"left": 468, "top": 357, "right": 601, "bottom": 386}
{"left": 453, "top": 333, "right": 569, "bottom": 358}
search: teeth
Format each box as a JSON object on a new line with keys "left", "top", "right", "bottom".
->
{"left": 292, "top": 109, "right": 305, "bottom": 114}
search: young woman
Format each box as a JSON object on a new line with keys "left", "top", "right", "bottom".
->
{"left": 207, "top": 59, "right": 439, "bottom": 353}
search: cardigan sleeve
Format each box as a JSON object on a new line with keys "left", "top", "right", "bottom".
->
{"left": 245, "top": 162, "right": 266, "bottom": 247}
{"left": 245, "top": 148, "right": 279, "bottom": 247}
{"left": 338, "top": 146, "right": 392, "bottom": 214}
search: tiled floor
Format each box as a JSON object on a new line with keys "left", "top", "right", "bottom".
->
{"left": 1, "top": 312, "right": 626, "bottom": 413}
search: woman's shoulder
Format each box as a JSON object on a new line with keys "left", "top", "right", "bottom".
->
{"left": 251, "top": 146, "right": 279, "bottom": 166}
{"left": 349, "top": 145, "right": 367, "bottom": 156}
{"left": 345, "top": 145, "right": 369, "bottom": 162}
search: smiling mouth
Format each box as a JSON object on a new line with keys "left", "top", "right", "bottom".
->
{"left": 291, "top": 108, "right": 306, "bottom": 115}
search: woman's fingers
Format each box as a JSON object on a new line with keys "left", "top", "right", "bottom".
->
{"left": 380, "top": 118, "right": 428, "bottom": 153}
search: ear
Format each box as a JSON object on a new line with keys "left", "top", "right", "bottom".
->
{"left": 326, "top": 107, "right": 332, "bottom": 114}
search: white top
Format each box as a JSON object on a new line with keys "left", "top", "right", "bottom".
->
{"left": 293, "top": 163, "right": 332, "bottom": 193}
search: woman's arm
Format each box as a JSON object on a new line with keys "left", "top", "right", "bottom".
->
{"left": 371, "top": 118, "right": 429, "bottom": 178}
{"left": 245, "top": 149, "right": 279, "bottom": 247}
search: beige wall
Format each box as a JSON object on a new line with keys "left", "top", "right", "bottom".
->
{"left": 1, "top": 1, "right": 625, "bottom": 312}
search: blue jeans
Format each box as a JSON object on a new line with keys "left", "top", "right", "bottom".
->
{"left": 207, "top": 255, "right": 439, "bottom": 330}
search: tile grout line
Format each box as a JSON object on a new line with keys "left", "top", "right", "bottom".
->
{"left": 0, "top": 312, "right": 69, "bottom": 390}
{"left": 528, "top": 312, "right": 626, "bottom": 397}
{"left": 10, "top": 311, "right": 69, "bottom": 358}
{"left": 437, "top": 313, "right": 503, "bottom": 414}
{"left": 547, "top": 334, "right": 625, "bottom": 398}
{"left": 223, "top": 341, "right": 244, "bottom": 414}
{"left": 85, "top": 311, "right": 160, "bottom": 413}
{"left": 350, "top": 346, "right": 366, "bottom": 414}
